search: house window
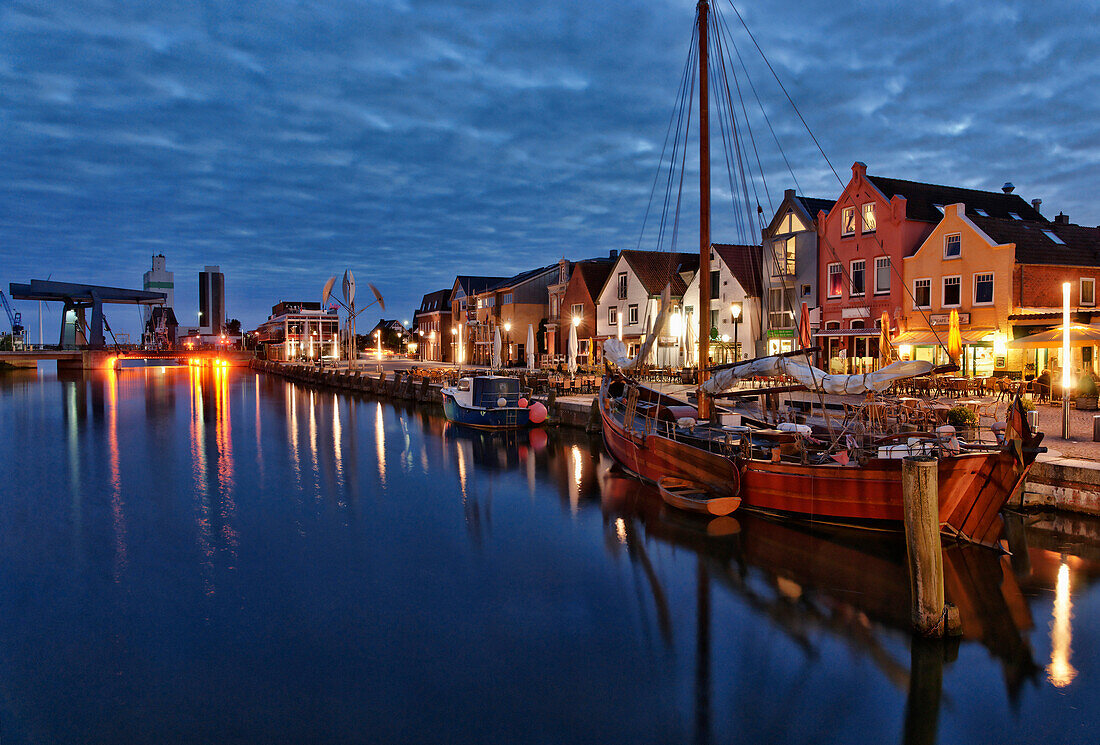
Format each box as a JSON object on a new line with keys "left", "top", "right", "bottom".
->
{"left": 874, "top": 256, "right": 891, "bottom": 294}
{"left": 974, "top": 208, "right": 989, "bottom": 217}
{"left": 628, "top": 304, "right": 638, "bottom": 325}
{"left": 710, "top": 309, "right": 719, "bottom": 330}
{"left": 1009, "top": 212, "right": 1021, "bottom": 220}
{"left": 801, "top": 284, "right": 812, "bottom": 297}
{"left": 617, "top": 272, "right": 627, "bottom": 300}
{"left": 827, "top": 263, "right": 842, "bottom": 297}
{"left": 710, "top": 270, "right": 720, "bottom": 299}
{"left": 501, "top": 292, "right": 513, "bottom": 305}
{"left": 850, "top": 260, "right": 865, "bottom": 296}
{"left": 608, "top": 306, "right": 617, "bottom": 325}
{"left": 943, "top": 276, "right": 961, "bottom": 307}
{"left": 769, "top": 288, "right": 793, "bottom": 328}
{"left": 772, "top": 237, "right": 796, "bottom": 275}
{"left": 570, "top": 303, "right": 583, "bottom": 323}
{"left": 973, "top": 273, "right": 994, "bottom": 305}
{"left": 1082, "top": 278, "right": 1096, "bottom": 306}
{"left": 914, "top": 279, "right": 931, "bottom": 309}
{"left": 944, "top": 234, "right": 961, "bottom": 259}
{"left": 862, "top": 203, "right": 876, "bottom": 233}
{"left": 1042, "top": 229, "right": 1066, "bottom": 245}
{"left": 779, "top": 211, "right": 805, "bottom": 234}
{"left": 841, "top": 207, "right": 856, "bottom": 236}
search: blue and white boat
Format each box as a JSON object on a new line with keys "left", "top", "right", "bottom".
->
{"left": 441, "top": 375, "right": 532, "bottom": 429}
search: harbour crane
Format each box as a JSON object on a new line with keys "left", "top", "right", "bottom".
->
{"left": 0, "top": 289, "right": 26, "bottom": 350}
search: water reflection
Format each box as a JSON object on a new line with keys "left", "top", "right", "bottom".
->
{"left": 1048, "top": 560, "right": 1077, "bottom": 688}
{"left": 3, "top": 366, "right": 1100, "bottom": 744}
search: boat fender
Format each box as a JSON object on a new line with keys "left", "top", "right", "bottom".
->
{"left": 518, "top": 397, "right": 528, "bottom": 408}
{"left": 497, "top": 396, "right": 507, "bottom": 408}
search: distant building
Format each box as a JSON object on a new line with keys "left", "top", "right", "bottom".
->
{"left": 552, "top": 254, "right": 616, "bottom": 364}
{"left": 467, "top": 265, "right": 559, "bottom": 366}
{"left": 414, "top": 289, "right": 453, "bottom": 362}
{"left": 448, "top": 275, "right": 507, "bottom": 364}
{"left": 682, "top": 244, "right": 763, "bottom": 364}
{"left": 144, "top": 306, "right": 179, "bottom": 348}
{"left": 198, "top": 265, "right": 225, "bottom": 336}
{"left": 142, "top": 254, "right": 174, "bottom": 326}
{"left": 252, "top": 301, "right": 339, "bottom": 360}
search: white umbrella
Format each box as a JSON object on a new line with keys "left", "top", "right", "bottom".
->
{"left": 685, "top": 312, "right": 696, "bottom": 367}
{"left": 526, "top": 324, "right": 536, "bottom": 369}
{"left": 567, "top": 321, "right": 578, "bottom": 376}
{"left": 492, "top": 326, "right": 502, "bottom": 369}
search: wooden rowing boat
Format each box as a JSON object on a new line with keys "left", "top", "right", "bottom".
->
{"left": 658, "top": 476, "right": 741, "bottom": 516}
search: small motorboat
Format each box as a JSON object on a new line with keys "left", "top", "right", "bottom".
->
{"left": 441, "top": 375, "right": 533, "bottom": 429}
{"left": 658, "top": 477, "right": 741, "bottom": 516}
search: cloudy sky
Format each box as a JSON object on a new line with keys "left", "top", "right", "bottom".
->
{"left": 3, "top": 0, "right": 1099, "bottom": 335}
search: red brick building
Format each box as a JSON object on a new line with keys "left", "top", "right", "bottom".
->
{"left": 817, "top": 162, "right": 1044, "bottom": 372}
{"left": 554, "top": 257, "right": 615, "bottom": 363}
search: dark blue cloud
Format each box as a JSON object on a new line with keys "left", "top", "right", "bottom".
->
{"left": 2, "top": 0, "right": 1099, "bottom": 334}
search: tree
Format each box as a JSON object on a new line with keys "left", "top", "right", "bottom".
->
{"left": 225, "top": 318, "right": 242, "bottom": 335}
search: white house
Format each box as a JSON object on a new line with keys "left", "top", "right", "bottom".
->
{"left": 681, "top": 243, "right": 763, "bottom": 365}
{"left": 594, "top": 250, "right": 698, "bottom": 366}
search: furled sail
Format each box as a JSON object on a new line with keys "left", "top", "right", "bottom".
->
{"left": 603, "top": 285, "right": 672, "bottom": 371}
{"left": 701, "top": 357, "right": 934, "bottom": 396}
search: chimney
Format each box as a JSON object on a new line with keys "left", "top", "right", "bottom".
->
{"left": 609, "top": 249, "right": 618, "bottom": 260}
{"left": 1032, "top": 198, "right": 1042, "bottom": 213}
{"left": 1054, "top": 212, "right": 1070, "bottom": 226}
{"left": 1001, "top": 182, "right": 1015, "bottom": 194}
{"left": 785, "top": 188, "right": 795, "bottom": 199}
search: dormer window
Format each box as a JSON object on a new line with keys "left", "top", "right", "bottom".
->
{"left": 841, "top": 207, "right": 856, "bottom": 236}
{"left": 861, "top": 203, "right": 876, "bottom": 233}
{"left": 944, "top": 234, "right": 961, "bottom": 259}
{"left": 1042, "top": 229, "right": 1066, "bottom": 245}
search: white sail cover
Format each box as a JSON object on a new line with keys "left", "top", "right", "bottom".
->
{"left": 602, "top": 286, "right": 672, "bottom": 371}
{"left": 526, "top": 324, "right": 535, "bottom": 369}
{"left": 700, "top": 357, "right": 934, "bottom": 396}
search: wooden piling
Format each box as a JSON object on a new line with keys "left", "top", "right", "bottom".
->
{"left": 902, "top": 456, "right": 946, "bottom": 636}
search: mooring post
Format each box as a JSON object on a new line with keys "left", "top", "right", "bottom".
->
{"left": 902, "top": 456, "right": 946, "bottom": 636}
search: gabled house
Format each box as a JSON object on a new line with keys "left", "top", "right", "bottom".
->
{"left": 414, "top": 288, "right": 453, "bottom": 362}
{"left": 817, "top": 162, "right": 1046, "bottom": 373}
{"left": 468, "top": 264, "right": 558, "bottom": 366}
{"left": 594, "top": 250, "right": 698, "bottom": 366}
{"left": 554, "top": 255, "right": 615, "bottom": 364}
{"left": 682, "top": 243, "right": 763, "bottom": 364}
{"left": 760, "top": 189, "right": 833, "bottom": 355}
{"left": 901, "top": 204, "right": 1100, "bottom": 377}
{"left": 449, "top": 275, "right": 505, "bottom": 364}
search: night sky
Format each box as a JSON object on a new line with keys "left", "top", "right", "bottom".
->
{"left": 3, "top": 0, "right": 1099, "bottom": 336}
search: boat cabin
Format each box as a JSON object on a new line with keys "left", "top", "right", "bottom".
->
{"left": 450, "top": 376, "right": 522, "bottom": 409}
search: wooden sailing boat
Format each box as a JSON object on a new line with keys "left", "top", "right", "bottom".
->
{"left": 598, "top": 0, "right": 1043, "bottom": 547}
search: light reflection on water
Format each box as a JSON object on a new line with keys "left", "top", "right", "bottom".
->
{"left": 0, "top": 365, "right": 1098, "bottom": 744}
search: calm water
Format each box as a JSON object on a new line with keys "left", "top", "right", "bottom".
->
{"left": 1, "top": 365, "right": 1098, "bottom": 744}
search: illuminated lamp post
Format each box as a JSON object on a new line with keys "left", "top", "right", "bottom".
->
{"left": 504, "top": 321, "right": 512, "bottom": 365}
{"left": 451, "top": 326, "right": 457, "bottom": 367}
{"left": 730, "top": 302, "right": 742, "bottom": 362}
{"left": 1063, "top": 282, "right": 1071, "bottom": 439}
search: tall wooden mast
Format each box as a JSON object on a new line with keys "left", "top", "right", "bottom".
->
{"left": 697, "top": 0, "right": 712, "bottom": 418}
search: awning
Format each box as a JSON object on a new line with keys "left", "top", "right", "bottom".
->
{"left": 894, "top": 327, "right": 996, "bottom": 345}
{"left": 1007, "top": 323, "right": 1100, "bottom": 349}
{"left": 814, "top": 329, "right": 877, "bottom": 337}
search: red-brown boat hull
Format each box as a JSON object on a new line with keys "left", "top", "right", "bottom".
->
{"left": 599, "top": 378, "right": 1037, "bottom": 547}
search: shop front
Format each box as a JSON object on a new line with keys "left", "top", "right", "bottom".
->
{"left": 894, "top": 325, "right": 1000, "bottom": 377}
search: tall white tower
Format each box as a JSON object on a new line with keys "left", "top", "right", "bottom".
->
{"left": 143, "top": 254, "right": 174, "bottom": 324}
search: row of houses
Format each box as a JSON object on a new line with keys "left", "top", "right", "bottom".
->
{"left": 413, "top": 162, "right": 1100, "bottom": 378}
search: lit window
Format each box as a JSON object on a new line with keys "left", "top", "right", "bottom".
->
{"left": 862, "top": 203, "right": 876, "bottom": 233}
{"left": 944, "top": 234, "right": 961, "bottom": 259}
{"left": 943, "top": 276, "right": 961, "bottom": 307}
{"left": 841, "top": 207, "right": 856, "bottom": 236}
{"left": 974, "top": 273, "right": 994, "bottom": 304}
{"left": 914, "top": 279, "right": 931, "bottom": 309}
{"left": 772, "top": 237, "right": 796, "bottom": 275}
{"left": 850, "top": 260, "right": 865, "bottom": 296}
{"left": 1042, "top": 229, "right": 1066, "bottom": 245}
{"left": 571, "top": 303, "right": 583, "bottom": 320}
{"left": 827, "top": 263, "right": 842, "bottom": 297}
{"left": 1082, "top": 278, "right": 1096, "bottom": 307}
{"left": 608, "top": 306, "right": 617, "bottom": 325}
{"left": 874, "top": 256, "right": 891, "bottom": 294}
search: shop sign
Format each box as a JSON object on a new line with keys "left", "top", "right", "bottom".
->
{"left": 930, "top": 312, "right": 970, "bottom": 326}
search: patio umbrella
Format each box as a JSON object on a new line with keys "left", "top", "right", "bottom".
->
{"left": 567, "top": 321, "right": 578, "bottom": 376}
{"left": 947, "top": 309, "right": 963, "bottom": 366}
{"left": 526, "top": 324, "right": 535, "bottom": 369}
{"left": 685, "top": 312, "right": 696, "bottom": 367}
{"left": 879, "top": 311, "right": 892, "bottom": 368}
{"left": 1006, "top": 323, "right": 1100, "bottom": 349}
{"left": 798, "top": 302, "right": 812, "bottom": 349}
{"left": 492, "top": 326, "right": 502, "bottom": 369}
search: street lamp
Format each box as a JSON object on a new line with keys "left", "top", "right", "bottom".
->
{"left": 730, "top": 302, "right": 743, "bottom": 362}
{"left": 504, "top": 321, "right": 512, "bottom": 363}
{"left": 721, "top": 334, "right": 730, "bottom": 364}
